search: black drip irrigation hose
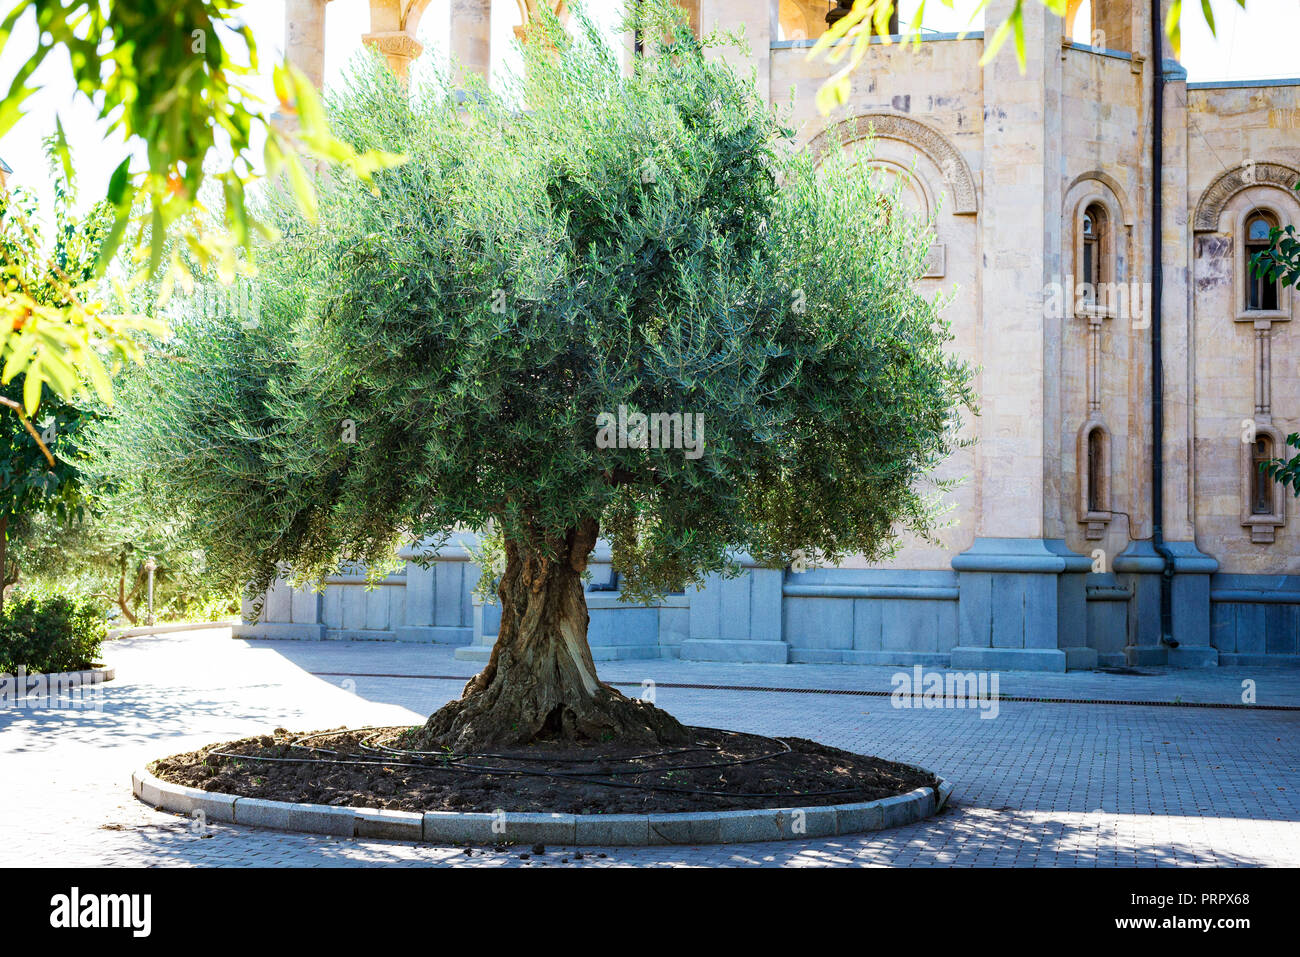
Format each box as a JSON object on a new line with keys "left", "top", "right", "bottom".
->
{"left": 203, "top": 726, "right": 890, "bottom": 801}
{"left": 359, "top": 728, "right": 715, "bottom": 764}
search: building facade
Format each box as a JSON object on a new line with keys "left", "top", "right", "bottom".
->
{"left": 241, "top": 0, "right": 1300, "bottom": 670}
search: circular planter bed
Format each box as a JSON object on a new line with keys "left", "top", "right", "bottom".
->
{"left": 137, "top": 727, "right": 952, "bottom": 846}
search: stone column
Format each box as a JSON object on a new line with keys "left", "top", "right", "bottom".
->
{"left": 1116, "top": 4, "right": 1218, "bottom": 666}
{"left": 451, "top": 0, "right": 492, "bottom": 86}
{"left": 1091, "top": 0, "right": 1134, "bottom": 51}
{"left": 974, "top": 0, "right": 1057, "bottom": 543}
{"left": 285, "top": 0, "right": 329, "bottom": 90}
{"left": 1159, "top": 59, "right": 1216, "bottom": 664}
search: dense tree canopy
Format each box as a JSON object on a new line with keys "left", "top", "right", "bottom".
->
{"left": 94, "top": 1, "right": 973, "bottom": 746}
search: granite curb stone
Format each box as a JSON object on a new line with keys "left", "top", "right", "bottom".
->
{"left": 134, "top": 765, "right": 948, "bottom": 846}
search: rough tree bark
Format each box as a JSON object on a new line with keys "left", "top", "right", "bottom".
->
{"left": 414, "top": 519, "right": 689, "bottom": 752}
{"left": 116, "top": 567, "right": 141, "bottom": 625}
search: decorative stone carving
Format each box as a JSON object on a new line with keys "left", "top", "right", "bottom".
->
{"left": 924, "top": 243, "right": 946, "bottom": 278}
{"left": 806, "top": 113, "right": 978, "bottom": 215}
{"left": 363, "top": 30, "right": 423, "bottom": 59}
{"left": 1193, "top": 162, "right": 1300, "bottom": 232}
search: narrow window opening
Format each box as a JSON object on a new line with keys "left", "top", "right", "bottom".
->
{"left": 1252, "top": 435, "right": 1275, "bottom": 515}
{"left": 1087, "top": 427, "right": 1104, "bottom": 512}
{"left": 1081, "top": 203, "right": 1106, "bottom": 308}
{"left": 1246, "top": 211, "right": 1280, "bottom": 312}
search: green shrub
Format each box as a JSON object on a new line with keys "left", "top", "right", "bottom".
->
{"left": 0, "top": 593, "right": 106, "bottom": 675}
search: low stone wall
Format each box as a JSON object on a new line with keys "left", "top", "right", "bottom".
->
{"left": 1211, "top": 574, "right": 1300, "bottom": 666}
{"left": 235, "top": 534, "right": 1300, "bottom": 670}
{"left": 108, "top": 622, "right": 234, "bottom": 640}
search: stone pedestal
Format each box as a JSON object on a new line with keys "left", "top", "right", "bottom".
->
{"left": 1168, "top": 542, "right": 1220, "bottom": 666}
{"left": 678, "top": 565, "right": 787, "bottom": 663}
{"left": 948, "top": 538, "right": 1072, "bottom": 672}
{"left": 1114, "top": 540, "right": 1219, "bottom": 666}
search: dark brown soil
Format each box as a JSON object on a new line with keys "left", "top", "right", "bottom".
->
{"left": 149, "top": 726, "right": 938, "bottom": 814}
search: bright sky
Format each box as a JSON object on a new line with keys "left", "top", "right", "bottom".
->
{"left": 0, "top": 0, "right": 1296, "bottom": 225}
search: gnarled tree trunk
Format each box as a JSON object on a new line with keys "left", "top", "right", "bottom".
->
{"left": 415, "top": 519, "right": 688, "bottom": 752}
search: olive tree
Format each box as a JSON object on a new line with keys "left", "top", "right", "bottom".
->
{"left": 96, "top": 1, "right": 973, "bottom": 750}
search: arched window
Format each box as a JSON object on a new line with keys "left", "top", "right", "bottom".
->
{"left": 1087, "top": 427, "right": 1104, "bottom": 513}
{"left": 1077, "top": 420, "right": 1110, "bottom": 539}
{"left": 1245, "top": 210, "right": 1280, "bottom": 312}
{"left": 1081, "top": 202, "right": 1106, "bottom": 307}
{"left": 1252, "top": 435, "right": 1275, "bottom": 515}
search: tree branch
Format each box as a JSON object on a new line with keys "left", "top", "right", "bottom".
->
{"left": 0, "top": 396, "right": 54, "bottom": 467}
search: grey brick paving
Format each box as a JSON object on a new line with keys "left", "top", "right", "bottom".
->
{"left": 1, "top": 629, "right": 1297, "bottom": 867}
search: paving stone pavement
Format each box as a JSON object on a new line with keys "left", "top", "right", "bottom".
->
{"left": 2, "top": 629, "right": 1297, "bottom": 867}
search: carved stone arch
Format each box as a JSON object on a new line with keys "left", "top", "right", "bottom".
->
{"left": 515, "top": 0, "right": 570, "bottom": 32}
{"left": 369, "top": 0, "right": 428, "bottom": 34}
{"left": 1194, "top": 161, "right": 1300, "bottom": 232}
{"left": 1065, "top": 170, "right": 1133, "bottom": 226}
{"left": 860, "top": 155, "right": 936, "bottom": 222}
{"left": 403, "top": 0, "right": 438, "bottom": 34}
{"left": 805, "top": 113, "right": 978, "bottom": 215}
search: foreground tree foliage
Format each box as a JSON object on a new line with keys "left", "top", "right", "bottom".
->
{"left": 0, "top": 0, "right": 402, "bottom": 417}
{"left": 0, "top": 154, "right": 106, "bottom": 613}
{"left": 96, "top": 1, "right": 973, "bottom": 750}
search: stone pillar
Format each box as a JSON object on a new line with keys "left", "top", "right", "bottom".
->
{"left": 1114, "top": 540, "right": 1163, "bottom": 662}
{"left": 947, "top": 1, "right": 1075, "bottom": 672}
{"left": 1157, "top": 59, "right": 1216, "bottom": 663}
{"left": 1091, "top": 0, "right": 1134, "bottom": 51}
{"left": 450, "top": 0, "right": 491, "bottom": 86}
{"left": 975, "top": 0, "right": 1058, "bottom": 543}
{"left": 1111, "top": 9, "right": 1216, "bottom": 666}
{"left": 950, "top": 540, "right": 1069, "bottom": 672}
{"left": 285, "top": 0, "right": 329, "bottom": 90}
{"left": 1160, "top": 61, "right": 1195, "bottom": 544}
{"left": 1049, "top": 540, "right": 1097, "bottom": 669}
{"left": 679, "top": 561, "right": 787, "bottom": 663}
{"left": 364, "top": 0, "right": 424, "bottom": 82}
{"left": 1115, "top": 540, "right": 1218, "bottom": 666}
{"left": 697, "top": 0, "right": 771, "bottom": 102}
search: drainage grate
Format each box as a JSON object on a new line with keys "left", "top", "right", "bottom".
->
{"left": 308, "top": 672, "right": 1300, "bottom": 712}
